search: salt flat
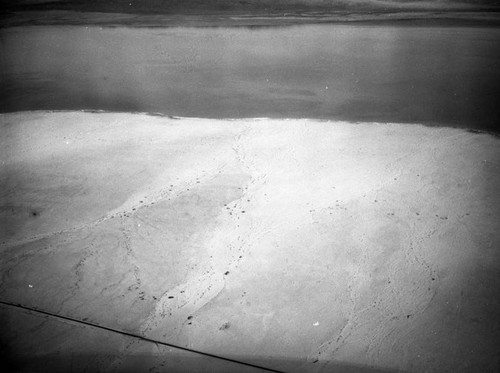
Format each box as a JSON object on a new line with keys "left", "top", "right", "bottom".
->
{"left": 1, "top": 111, "right": 499, "bottom": 372}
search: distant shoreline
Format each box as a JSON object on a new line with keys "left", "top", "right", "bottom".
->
{"left": 5, "top": 109, "right": 500, "bottom": 138}
{"left": 2, "top": 10, "right": 500, "bottom": 28}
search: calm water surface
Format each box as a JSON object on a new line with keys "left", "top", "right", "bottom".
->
{"left": 1, "top": 24, "right": 500, "bottom": 132}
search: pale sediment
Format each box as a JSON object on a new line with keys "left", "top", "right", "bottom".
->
{"left": 1, "top": 111, "right": 499, "bottom": 372}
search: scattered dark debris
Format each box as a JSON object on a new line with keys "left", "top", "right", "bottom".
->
{"left": 219, "top": 322, "right": 230, "bottom": 330}
{"left": 432, "top": 278, "right": 435, "bottom": 281}
{"left": 241, "top": 211, "right": 245, "bottom": 213}
{"left": 153, "top": 296, "right": 157, "bottom": 300}
{"left": 407, "top": 315, "right": 412, "bottom": 319}
{"left": 224, "top": 271, "right": 230, "bottom": 275}
{"left": 168, "top": 296, "right": 174, "bottom": 299}
{"left": 187, "top": 316, "right": 193, "bottom": 320}
{"left": 312, "top": 359, "right": 319, "bottom": 363}
{"left": 416, "top": 212, "right": 420, "bottom": 215}
{"left": 188, "top": 322, "right": 192, "bottom": 325}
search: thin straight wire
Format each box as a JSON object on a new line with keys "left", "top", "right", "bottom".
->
{"left": 0, "top": 300, "right": 286, "bottom": 373}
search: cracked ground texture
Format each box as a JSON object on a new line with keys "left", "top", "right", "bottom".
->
{"left": 1, "top": 112, "right": 499, "bottom": 373}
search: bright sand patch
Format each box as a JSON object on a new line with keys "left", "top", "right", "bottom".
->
{"left": 1, "top": 111, "right": 499, "bottom": 372}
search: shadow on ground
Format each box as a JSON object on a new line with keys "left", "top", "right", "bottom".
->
{"left": 3, "top": 353, "right": 402, "bottom": 373}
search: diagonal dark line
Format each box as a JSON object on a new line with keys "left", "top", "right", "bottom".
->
{"left": 0, "top": 300, "right": 286, "bottom": 373}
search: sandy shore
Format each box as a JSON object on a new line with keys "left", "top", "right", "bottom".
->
{"left": 1, "top": 111, "right": 499, "bottom": 372}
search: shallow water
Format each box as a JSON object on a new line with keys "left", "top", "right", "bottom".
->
{"left": 1, "top": 24, "right": 500, "bottom": 132}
